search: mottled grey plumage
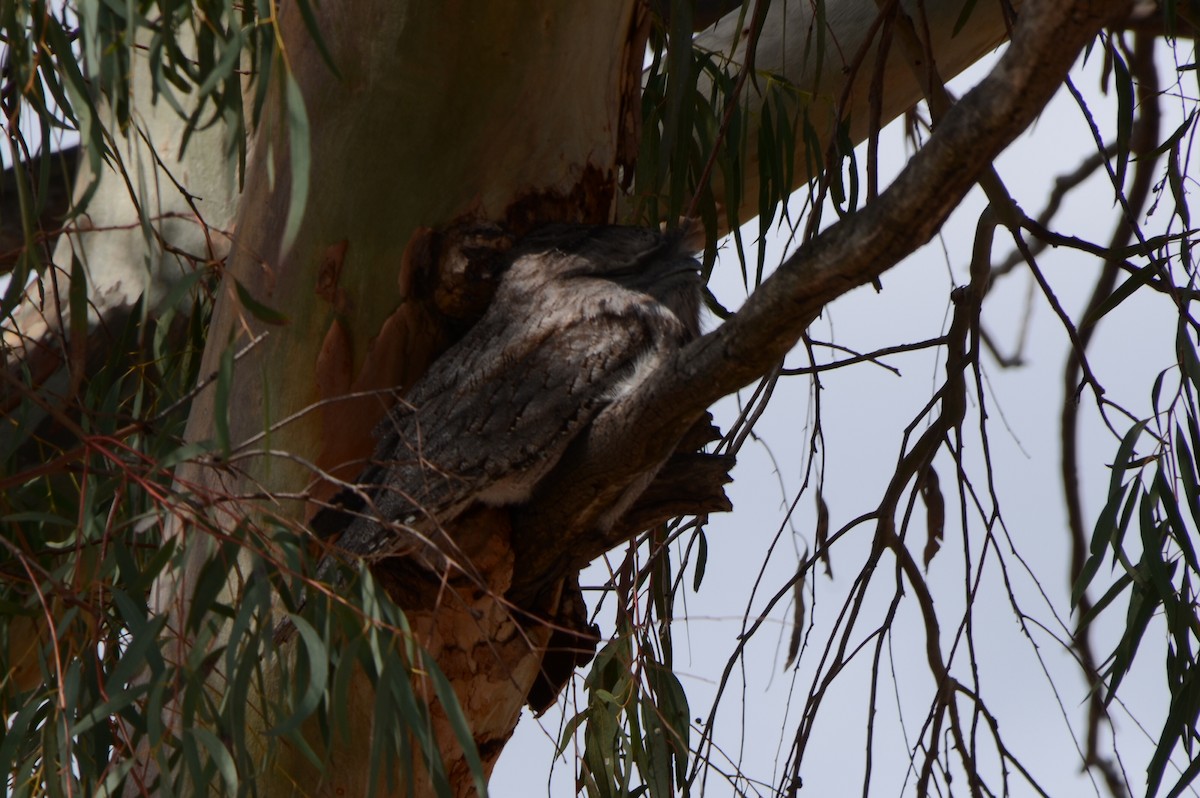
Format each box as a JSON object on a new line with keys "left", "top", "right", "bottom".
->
{"left": 324, "top": 224, "right": 703, "bottom": 566}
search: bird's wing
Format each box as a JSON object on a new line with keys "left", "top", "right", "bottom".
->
{"left": 330, "top": 298, "right": 661, "bottom": 560}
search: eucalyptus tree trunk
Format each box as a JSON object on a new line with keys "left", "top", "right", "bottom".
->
{"left": 156, "top": 5, "right": 650, "bottom": 796}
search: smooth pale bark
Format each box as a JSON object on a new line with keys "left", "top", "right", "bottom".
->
{"left": 2, "top": 31, "right": 239, "bottom": 364}
{"left": 696, "top": 0, "right": 1017, "bottom": 216}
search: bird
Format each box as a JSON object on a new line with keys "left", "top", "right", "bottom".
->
{"left": 313, "top": 223, "right": 704, "bottom": 573}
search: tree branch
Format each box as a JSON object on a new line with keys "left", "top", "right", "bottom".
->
{"left": 510, "top": 0, "right": 1134, "bottom": 602}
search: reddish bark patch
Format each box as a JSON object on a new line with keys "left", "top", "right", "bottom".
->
{"left": 315, "top": 239, "right": 349, "bottom": 310}
{"left": 503, "top": 163, "right": 618, "bottom": 233}
{"left": 310, "top": 318, "right": 355, "bottom": 506}
{"left": 311, "top": 228, "right": 448, "bottom": 511}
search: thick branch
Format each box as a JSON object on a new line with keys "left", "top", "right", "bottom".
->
{"left": 511, "top": 0, "right": 1133, "bottom": 601}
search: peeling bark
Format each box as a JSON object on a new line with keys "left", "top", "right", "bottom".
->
{"left": 2, "top": 33, "right": 239, "bottom": 362}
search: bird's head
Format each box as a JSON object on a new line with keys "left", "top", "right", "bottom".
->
{"left": 502, "top": 224, "right": 704, "bottom": 339}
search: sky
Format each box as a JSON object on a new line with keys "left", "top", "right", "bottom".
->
{"left": 492, "top": 40, "right": 1196, "bottom": 798}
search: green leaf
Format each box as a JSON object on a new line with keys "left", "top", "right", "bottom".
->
{"left": 94, "top": 757, "right": 136, "bottom": 798}
{"left": 367, "top": 661, "right": 393, "bottom": 794}
{"left": 1156, "top": 465, "right": 1200, "bottom": 572}
{"left": 1074, "top": 479, "right": 1132, "bottom": 608}
{"left": 158, "top": 264, "right": 210, "bottom": 315}
{"left": 692, "top": 530, "right": 708, "bottom": 591}
{"left": 1179, "top": 328, "right": 1200, "bottom": 397}
{"left": 1106, "top": 571, "right": 1159, "bottom": 702}
{"left": 75, "top": 685, "right": 150, "bottom": 737}
{"left": 647, "top": 663, "right": 690, "bottom": 781}
{"left": 192, "top": 727, "right": 238, "bottom": 793}
{"left": 214, "top": 343, "right": 235, "bottom": 456}
{"left": 1168, "top": 140, "right": 1191, "bottom": 231}
{"left": 1112, "top": 46, "right": 1133, "bottom": 190}
{"left": 1, "top": 251, "right": 34, "bottom": 320}
{"left": 660, "top": 0, "right": 695, "bottom": 222}
{"left": 330, "top": 636, "right": 362, "bottom": 744}
{"left": 0, "top": 512, "right": 76, "bottom": 527}
{"left": 952, "top": 0, "right": 981, "bottom": 35}
{"left": 294, "top": 0, "right": 342, "bottom": 78}
{"left": 44, "top": 13, "right": 100, "bottom": 134}
{"left": 182, "top": 716, "right": 212, "bottom": 794}
{"left": 194, "top": 26, "right": 245, "bottom": 101}
{"left": 224, "top": 575, "right": 266, "bottom": 690}
{"left": 0, "top": 699, "right": 45, "bottom": 775}
{"left": 68, "top": 254, "right": 89, "bottom": 358}
{"left": 158, "top": 441, "right": 216, "bottom": 471}
{"left": 639, "top": 698, "right": 673, "bottom": 798}
{"left": 424, "top": 651, "right": 488, "bottom": 798}
{"left": 836, "top": 120, "right": 859, "bottom": 215}
{"left": 1174, "top": 427, "right": 1200, "bottom": 546}
{"left": 584, "top": 710, "right": 619, "bottom": 798}
{"left": 1149, "top": 661, "right": 1200, "bottom": 797}
{"left": 387, "top": 658, "right": 449, "bottom": 798}
{"left": 557, "top": 709, "right": 590, "bottom": 756}
{"left": 1165, "top": 755, "right": 1200, "bottom": 798}
{"left": 281, "top": 71, "right": 312, "bottom": 255}
{"left": 186, "top": 544, "right": 237, "bottom": 633}
{"left": 1139, "top": 491, "right": 1177, "bottom": 607}
{"left": 1111, "top": 421, "right": 1149, "bottom": 495}
{"left": 1079, "top": 570, "right": 1135, "bottom": 628}
{"left": 113, "top": 538, "right": 177, "bottom": 594}
{"left": 270, "top": 615, "right": 329, "bottom": 736}
{"left": 108, "top": 592, "right": 169, "bottom": 688}
{"left": 1082, "top": 257, "right": 1163, "bottom": 328}
{"left": 1146, "top": 109, "right": 1196, "bottom": 160}
{"left": 233, "top": 277, "right": 290, "bottom": 325}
